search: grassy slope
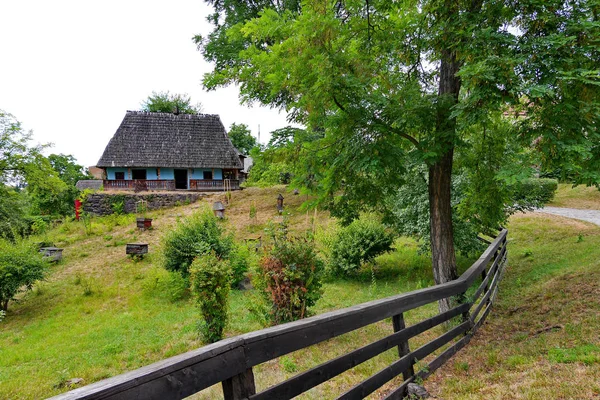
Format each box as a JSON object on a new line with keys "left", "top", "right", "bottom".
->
{"left": 547, "top": 183, "right": 600, "bottom": 209}
{"left": 2, "top": 186, "right": 599, "bottom": 399}
{"left": 428, "top": 213, "right": 600, "bottom": 399}
{"left": 0, "top": 187, "right": 474, "bottom": 399}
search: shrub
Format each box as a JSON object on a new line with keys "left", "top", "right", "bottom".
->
{"left": 255, "top": 237, "right": 324, "bottom": 324}
{"left": 228, "top": 243, "right": 253, "bottom": 288}
{"left": 328, "top": 217, "right": 395, "bottom": 277}
{"left": 189, "top": 252, "right": 232, "bottom": 343}
{"left": 511, "top": 178, "right": 558, "bottom": 210}
{"left": 0, "top": 239, "right": 48, "bottom": 312}
{"left": 163, "top": 210, "right": 233, "bottom": 276}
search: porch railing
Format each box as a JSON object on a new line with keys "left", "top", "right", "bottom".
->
{"left": 103, "top": 180, "right": 176, "bottom": 191}
{"left": 51, "top": 229, "right": 508, "bottom": 400}
{"left": 189, "top": 179, "right": 240, "bottom": 191}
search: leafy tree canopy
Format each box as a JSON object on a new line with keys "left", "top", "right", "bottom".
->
{"left": 228, "top": 123, "right": 257, "bottom": 154}
{"left": 197, "top": 0, "right": 600, "bottom": 306}
{"left": 140, "top": 91, "right": 203, "bottom": 114}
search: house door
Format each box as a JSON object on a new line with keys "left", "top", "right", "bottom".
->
{"left": 174, "top": 169, "right": 188, "bottom": 189}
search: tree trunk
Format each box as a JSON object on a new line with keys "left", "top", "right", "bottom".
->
{"left": 430, "top": 49, "right": 461, "bottom": 314}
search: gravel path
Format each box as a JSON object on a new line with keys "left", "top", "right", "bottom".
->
{"left": 537, "top": 206, "right": 600, "bottom": 226}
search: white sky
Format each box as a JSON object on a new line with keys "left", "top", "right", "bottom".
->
{"left": 0, "top": 0, "right": 291, "bottom": 168}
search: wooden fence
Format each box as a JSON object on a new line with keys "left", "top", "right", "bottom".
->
{"left": 103, "top": 180, "right": 176, "bottom": 191}
{"left": 189, "top": 179, "right": 240, "bottom": 191}
{"left": 50, "top": 229, "right": 508, "bottom": 400}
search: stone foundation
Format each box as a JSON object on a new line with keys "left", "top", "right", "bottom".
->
{"left": 83, "top": 193, "right": 206, "bottom": 216}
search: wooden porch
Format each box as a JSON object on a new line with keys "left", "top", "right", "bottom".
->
{"left": 103, "top": 179, "right": 240, "bottom": 191}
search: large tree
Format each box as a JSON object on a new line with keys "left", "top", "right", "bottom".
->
{"left": 228, "top": 123, "right": 258, "bottom": 154}
{"left": 141, "top": 91, "right": 203, "bottom": 114}
{"left": 196, "top": 0, "right": 600, "bottom": 311}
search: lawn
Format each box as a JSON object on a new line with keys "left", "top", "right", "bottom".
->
{"left": 0, "top": 187, "right": 473, "bottom": 399}
{"left": 427, "top": 212, "right": 600, "bottom": 399}
{"left": 547, "top": 183, "right": 600, "bottom": 209}
{"left": 1, "top": 186, "right": 599, "bottom": 399}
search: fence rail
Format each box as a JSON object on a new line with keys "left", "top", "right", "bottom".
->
{"left": 51, "top": 229, "right": 508, "bottom": 400}
{"left": 103, "top": 180, "right": 176, "bottom": 191}
{"left": 189, "top": 179, "right": 240, "bottom": 191}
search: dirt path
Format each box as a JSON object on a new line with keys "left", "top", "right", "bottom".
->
{"left": 537, "top": 206, "right": 600, "bottom": 226}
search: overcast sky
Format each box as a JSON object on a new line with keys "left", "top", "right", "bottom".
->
{"left": 0, "top": 0, "right": 291, "bottom": 168}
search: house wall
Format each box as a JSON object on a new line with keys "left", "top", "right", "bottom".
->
{"left": 106, "top": 168, "right": 129, "bottom": 180}
{"left": 191, "top": 168, "right": 223, "bottom": 179}
{"left": 106, "top": 167, "right": 224, "bottom": 180}
{"left": 160, "top": 168, "right": 174, "bottom": 180}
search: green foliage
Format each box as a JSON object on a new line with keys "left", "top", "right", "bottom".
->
{"left": 140, "top": 91, "right": 203, "bottom": 114}
{"left": 228, "top": 123, "right": 257, "bottom": 155}
{"left": 0, "top": 239, "right": 48, "bottom": 312}
{"left": 228, "top": 243, "right": 254, "bottom": 288}
{"left": 162, "top": 210, "right": 233, "bottom": 276}
{"left": 0, "top": 185, "right": 29, "bottom": 241}
{"left": 328, "top": 216, "right": 395, "bottom": 277}
{"left": 31, "top": 154, "right": 91, "bottom": 217}
{"left": 387, "top": 170, "right": 485, "bottom": 256}
{"left": 510, "top": 178, "right": 558, "bottom": 211}
{"left": 254, "top": 236, "right": 324, "bottom": 324}
{"left": 197, "top": 0, "right": 600, "bottom": 285}
{"left": 189, "top": 252, "right": 232, "bottom": 343}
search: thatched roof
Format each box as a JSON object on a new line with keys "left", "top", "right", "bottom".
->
{"left": 97, "top": 111, "right": 243, "bottom": 169}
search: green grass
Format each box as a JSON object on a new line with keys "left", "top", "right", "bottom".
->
{"left": 547, "top": 183, "right": 600, "bottom": 209}
{"left": 428, "top": 212, "right": 600, "bottom": 399}
{"left": 2, "top": 187, "right": 600, "bottom": 399}
{"left": 0, "top": 189, "right": 469, "bottom": 399}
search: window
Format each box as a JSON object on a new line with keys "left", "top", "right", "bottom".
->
{"left": 203, "top": 170, "right": 213, "bottom": 180}
{"left": 115, "top": 172, "right": 125, "bottom": 180}
{"left": 132, "top": 169, "right": 147, "bottom": 180}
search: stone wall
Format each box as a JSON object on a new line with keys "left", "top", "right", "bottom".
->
{"left": 83, "top": 193, "right": 206, "bottom": 216}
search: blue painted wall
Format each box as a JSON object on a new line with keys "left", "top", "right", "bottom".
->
{"left": 106, "top": 167, "right": 224, "bottom": 181}
{"left": 107, "top": 168, "right": 129, "bottom": 180}
{"left": 146, "top": 168, "right": 158, "bottom": 180}
{"left": 191, "top": 168, "right": 223, "bottom": 179}
{"left": 160, "top": 168, "right": 174, "bottom": 180}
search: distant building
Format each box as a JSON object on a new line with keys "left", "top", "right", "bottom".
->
{"left": 96, "top": 111, "right": 244, "bottom": 191}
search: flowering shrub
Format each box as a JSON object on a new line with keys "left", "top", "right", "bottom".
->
{"left": 255, "top": 238, "right": 324, "bottom": 324}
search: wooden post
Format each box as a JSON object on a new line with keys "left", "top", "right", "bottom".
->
{"left": 222, "top": 368, "right": 256, "bottom": 400}
{"left": 392, "top": 313, "right": 414, "bottom": 381}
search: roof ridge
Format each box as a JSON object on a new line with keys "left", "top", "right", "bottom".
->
{"left": 125, "top": 110, "right": 220, "bottom": 118}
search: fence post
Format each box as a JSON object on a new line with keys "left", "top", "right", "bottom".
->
{"left": 222, "top": 368, "right": 256, "bottom": 400}
{"left": 392, "top": 313, "right": 414, "bottom": 381}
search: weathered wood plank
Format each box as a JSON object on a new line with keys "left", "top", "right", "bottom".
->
{"left": 249, "top": 304, "right": 469, "bottom": 400}
{"left": 337, "top": 321, "right": 471, "bottom": 400}
{"left": 382, "top": 334, "right": 472, "bottom": 400}
{"left": 223, "top": 368, "right": 256, "bottom": 400}
{"left": 392, "top": 313, "right": 414, "bottom": 382}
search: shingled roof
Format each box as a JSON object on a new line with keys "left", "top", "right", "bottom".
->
{"left": 97, "top": 111, "right": 243, "bottom": 169}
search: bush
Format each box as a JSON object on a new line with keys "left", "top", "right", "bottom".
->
{"left": 254, "top": 237, "right": 324, "bottom": 325}
{"left": 511, "top": 178, "right": 558, "bottom": 210}
{"left": 0, "top": 239, "right": 48, "bottom": 312}
{"left": 328, "top": 217, "right": 395, "bottom": 277}
{"left": 228, "top": 243, "right": 253, "bottom": 288}
{"left": 189, "top": 252, "right": 232, "bottom": 343}
{"left": 163, "top": 209, "right": 233, "bottom": 276}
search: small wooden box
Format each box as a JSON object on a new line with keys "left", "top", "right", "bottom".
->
{"left": 40, "top": 247, "right": 63, "bottom": 262}
{"left": 126, "top": 243, "right": 148, "bottom": 255}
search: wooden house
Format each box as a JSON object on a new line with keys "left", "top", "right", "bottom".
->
{"left": 96, "top": 111, "right": 244, "bottom": 191}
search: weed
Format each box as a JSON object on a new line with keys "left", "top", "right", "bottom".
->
{"left": 548, "top": 344, "right": 600, "bottom": 365}
{"left": 522, "top": 248, "right": 533, "bottom": 257}
{"left": 280, "top": 356, "right": 298, "bottom": 373}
